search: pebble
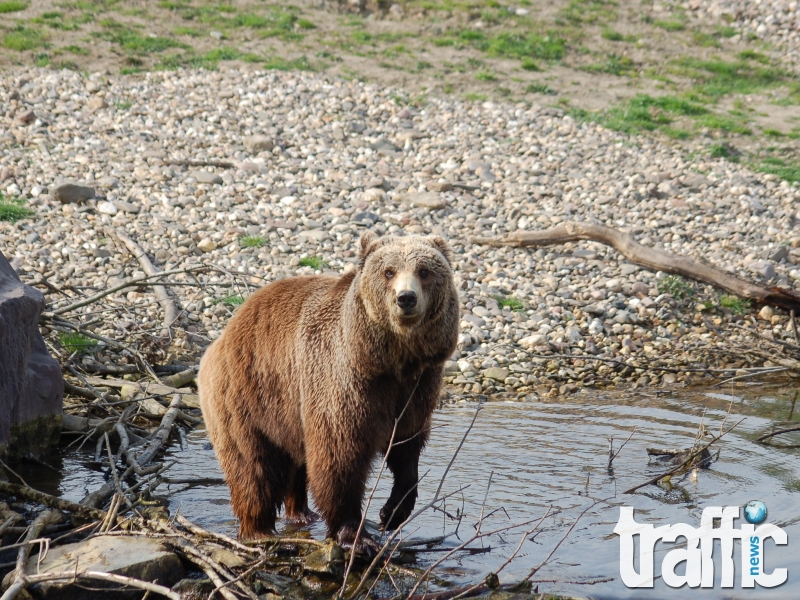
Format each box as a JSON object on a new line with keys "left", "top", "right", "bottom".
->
{"left": 97, "top": 201, "right": 118, "bottom": 215}
{"left": 190, "top": 171, "right": 223, "bottom": 185}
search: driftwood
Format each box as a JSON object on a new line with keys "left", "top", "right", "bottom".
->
{"left": 471, "top": 221, "right": 800, "bottom": 313}
{"left": 110, "top": 228, "right": 180, "bottom": 341}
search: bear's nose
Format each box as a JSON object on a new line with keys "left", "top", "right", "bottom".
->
{"left": 396, "top": 290, "right": 417, "bottom": 310}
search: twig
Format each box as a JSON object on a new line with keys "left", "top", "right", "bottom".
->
{"left": 789, "top": 390, "right": 799, "bottom": 421}
{"left": 1, "top": 509, "right": 61, "bottom": 600}
{"left": 0, "top": 570, "right": 182, "bottom": 600}
{"left": 607, "top": 428, "right": 637, "bottom": 471}
{"left": 0, "top": 458, "right": 29, "bottom": 488}
{"left": 133, "top": 394, "right": 182, "bottom": 468}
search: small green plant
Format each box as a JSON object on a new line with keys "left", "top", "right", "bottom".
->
{"left": 59, "top": 332, "right": 97, "bottom": 353}
{"left": 757, "top": 157, "right": 800, "bottom": 182}
{"left": 3, "top": 26, "right": 47, "bottom": 51}
{"left": 464, "top": 92, "right": 487, "bottom": 102}
{"left": 299, "top": 256, "right": 327, "bottom": 269}
{"left": 0, "top": 193, "right": 34, "bottom": 223}
{"left": 520, "top": 57, "right": 539, "bottom": 71}
{"left": 526, "top": 82, "right": 557, "bottom": 95}
{"left": 709, "top": 142, "right": 738, "bottom": 161}
{"left": 113, "top": 99, "right": 133, "bottom": 109}
{"left": 0, "top": 0, "right": 28, "bottom": 13}
{"left": 719, "top": 294, "right": 750, "bottom": 315}
{"left": 602, "top": 28, "right": 624, "bottom": 41}
{"left": 263, "top": 55, "right": 312, "bottom": 71}
{"left": 240, "top": 235, "right": 267, "bottom": 249}
{"left": 216, "top": 294, "right": 245, "bottom": 307}
{"left": 655, "top": 18, "right": 685, "bottom": 31}
{"left": 657, "top": 275, "right": 694, "bottom": 299}
{"left": 475, "top": 70, "right": 497, "bottom": 82}
{"left": 495, "top": 295, "right": 524, "bottom": 311}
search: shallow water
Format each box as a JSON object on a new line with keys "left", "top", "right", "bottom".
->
{"left": 17, "top": 384, "right": 800, "bottom": 599}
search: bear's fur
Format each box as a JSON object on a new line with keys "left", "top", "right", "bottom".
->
{"left": 198, "top": 232, "right": 459, "bottom": 550}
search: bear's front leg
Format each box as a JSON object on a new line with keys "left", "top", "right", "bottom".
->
{"left": 305, "top": 427, "right": 380, "bottom": 556}
{"left": 379, "top": 435, "right": 423, "bottom": 530}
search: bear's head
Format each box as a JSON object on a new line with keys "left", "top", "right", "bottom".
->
{"left": 357, "top": 231, "right": 456, "bottom": 334}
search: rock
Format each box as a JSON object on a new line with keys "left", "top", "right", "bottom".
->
{"left": 210, "top": 30, "right": 223, "bottom": 39}
{"left": 113, "top": 200, "right": 140, "bottom": 214}
{"left": 444, "top": 360, "right": 460, "bottom": 373}
{"left": 759, "top": 305, "right": 775, "bottom": 321}
{"left": 369, "top": 138, "right": 401, "bottom": 154}
{"left": 388, "top": 2, "right": 404, "bottom": 18}
{"left": 471, "top": 306, "right": 490, "bottom": 317}
{"left": 87, "top": 96, "right": 107, "bottom": 111}
{"left": 244, "top": 135, "right": 275, "bottom": 154}
{"left": 297, "top": 229, "right": 329, "bottom": 242}
{"left": 483, "top": 367, "right": 509, "bottom": 381}
{"left": 363, "top": 188, "right": 387, "bottom": 203}
{"left": 427, "top": 181, "right": 452, "bottom": 192}
{"left": 190, "top": 171, "right": 223, "bottom": 185}
{"left": 303, "top": 542, "right": 344, "bottom": 578}
{"left": 1, "top": 535, "right": 184, "bottom": 599}
{"left": 97, "top": 200, "right": 118, "bottom": 215}
{"left": 519, "top": 334, "right": 547, "bottom": 347}
{"left": 583, "top": 304, "right": 605, "bottom": 316}
{"left": 17, "top": 110, "right": 35, "bottom": 124}
{"left": 770, "top": 246, "right": 790, "bottom": 262}
{"left": 53, "top": 180, "right": 95, "bottom": 204}
{"left": 0, "top": 252, "right": 62, "bottom": 457}
{"left": 197, "top": 238, "right": 216, "bottom": 253}
{"left": 682, "top": 174, "right": 710, "bottom": 188}
{"left": 747, "top": 260, "right": 776, "bottom": 280}
{"left": 565, "top": 328, "right": 583, "bottom": 343}
{"left": 631, "top": 282, "right": 650, "bottom": 295}
{"left": 462, "top": 314, "right": 485, "bottom": 327}
{"left": 397, "top": 192, "right": 445, "bottom": 210}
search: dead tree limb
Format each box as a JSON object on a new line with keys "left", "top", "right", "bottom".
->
{"left": 0, "top": 482, "right": 106, "bottom": 520}
{"left": 109, "top": 228, "right": 180, "bottom": 341}
{"left": 471, "top": 222, "right": 800, "bottom": 313}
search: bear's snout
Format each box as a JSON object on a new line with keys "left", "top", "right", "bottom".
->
{"left": 396, "top": 290, "right": 417, "bottom": 310}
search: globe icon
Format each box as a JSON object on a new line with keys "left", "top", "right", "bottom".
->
{"left": 744, "top": 500, "right": 768, "bottom": 524}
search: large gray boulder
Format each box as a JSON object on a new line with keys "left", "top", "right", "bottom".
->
{"left": 1, "top": 535, "right": 185, "bottom": 599}
{"left": 0, "top": 252, "right": 62, "bottom": 457}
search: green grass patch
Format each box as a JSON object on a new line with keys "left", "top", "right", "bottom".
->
{"left": 475, "top": 70, "right": 497, "bottom": 81}
{"left": 464, "top": 92, "right": 487, "bottom": 102}
{"left": 520, "top": 57, "right": 540, "bottom": 71}
{"left": 112, "top": 32, "right": 187, "bottom": 54}
{"left": 717, "top": 25, "right": 737, "bottom": 38}
{"left": 173, "top": 25, "right": 203, "bottom": 36}
{"left": 0, "top": 0, "right": 27, "bottom": 13}
{"left": 299, "top": 256, "right": 327, "bottom": 269}
{"left": 719, "top": 294, "right": 750, "bottom": 315}
{"left": 601, "top": 28, "right": 635, "bottom": 42}
{"left": 696, "top": 113, "right": 751, "bottom": 135}
{"left": 263, "top": 55, "right": 312, "bottom": 71}
{"left": 657, "top": 275, "right": 693, "bottom": 299}
{"left": 61, "top": 44, "right": 89, "bottom": 55}
{"left": 674, "top": 57, "right": 787, "bottom": 98}
{"left": 654, "top": 18, "right": 685, "bottom": 32}
{"left": 737, "top": 49, "right": 770, "bottom": 64}
{"left": 2, "top": 26, "right": 47, "bottom": 51}
{"left": 240, "top": 235, "right": 267, "bottom": 248}
{"left": 583, "top": 53, "right": 636, "bottom": 76}
{"left": 756, "top": 157, "right": 800, "bottom": 183}
{"left": 0, "top": 193, "right": 34, "bottom": 223}
{"left": 495, "top": 295, "right": 524, "bottom": 311}
{"left": 59, "top": 332, "right": 97, "bottom": 353}
{"left": 559, "top": 0, "right": 616, "bottom": 24}
{"left": 480, "top": 31, "right": 566, "bottom": 61}
{"left": 571, "top": 93, "right": 706, "bottom": 133}
{"left": 526, "top": 82, "right": 557, "bottom": 95}
{"left": 215, "top": 294, "right": 245, "bottom": 307}
{"left": 708, "top": 142, "right": 738, "bottom": 161}
{"left": 691, "top": 32, "right": 721, "bottom": 48}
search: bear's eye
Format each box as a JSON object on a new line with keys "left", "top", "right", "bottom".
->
{"left": 384, "top": 269, "right": 395, "bottom": 279}
{"left": 419, "top": 269, "right": 429, "bottom": 280}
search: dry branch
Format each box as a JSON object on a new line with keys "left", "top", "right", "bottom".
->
{"left": 472, "top": 221, "right": 800, "bottom": 313}
{"left": 0, "top": 482, "right": 105, "bottom": 520}
{"left": 109, "top": 228, "right": 180, "bottom": 341}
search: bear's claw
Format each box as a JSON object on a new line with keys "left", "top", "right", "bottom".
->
{"left": 285, "top": 508, "right": 320, "bottom": 526}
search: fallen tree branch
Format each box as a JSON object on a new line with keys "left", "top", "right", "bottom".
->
{"left": 472, "top": 222, "right": 800, "bottom": 313}
{"left": 0, "top": 482, "right": 106, "bottom": 520}
{"left": 109, "top": 228, "right": 181, "bottom": 341}
{"left": 754, "top": 424, "right": 800, "bottom": 444}
{"left": 0, "top": 570, "right": 181, "bottom": 600}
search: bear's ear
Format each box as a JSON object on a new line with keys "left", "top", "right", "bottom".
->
{"left": 428, "top": 236, "right": 453, "bottom": 266}
{"left": 358, "top": 231, "right": 380, "bottom": 263}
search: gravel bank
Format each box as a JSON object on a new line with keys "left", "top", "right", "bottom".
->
{"left": 2, "top": 67, "right": 800, "bottom": 398}
{"left": 700, "top": 0, "right": 800, "bottom": 67}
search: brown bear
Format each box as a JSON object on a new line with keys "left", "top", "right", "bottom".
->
{"left": 198, "top": 231, "right": 460, "bottom": 552}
